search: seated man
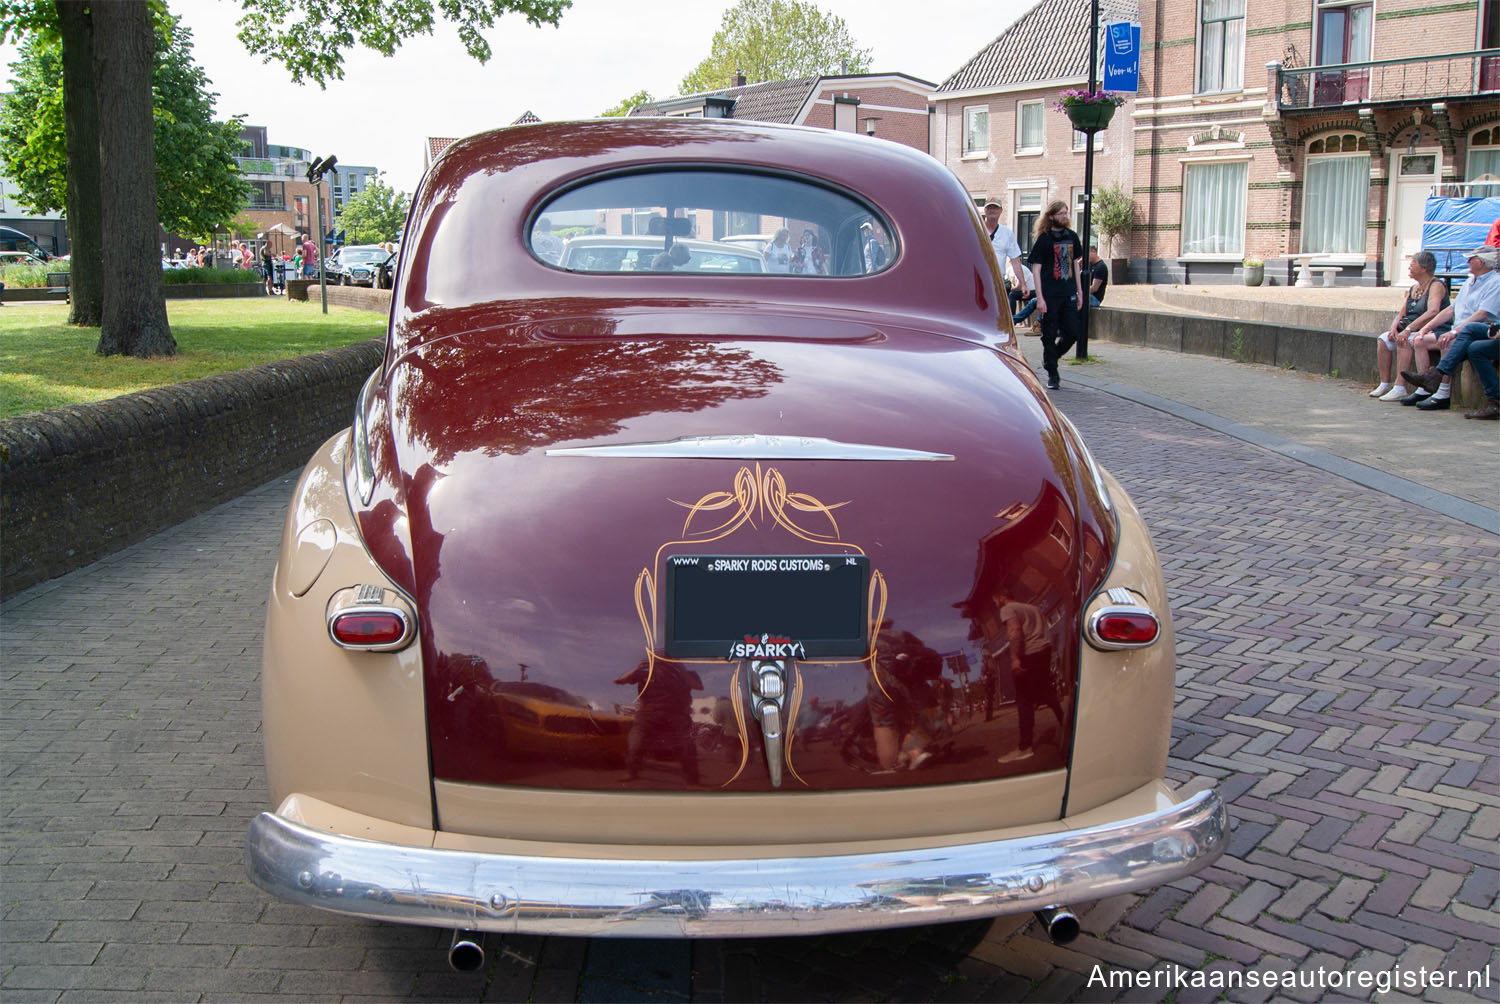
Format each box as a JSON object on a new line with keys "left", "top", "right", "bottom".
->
{"left": 1400, "top": 246, "right": 1500, "bottom": 410}
{"left": 1461, "top": 329, "right": 1499, "bottom": 419}
{"left": 1087, "top": 244, "right": 1108, "bottom": 307}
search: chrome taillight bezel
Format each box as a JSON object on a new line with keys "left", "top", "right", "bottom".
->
{"left": 1085, "top": 588, "right": 1160, "bottom": 650}
{"left": 327, "top": 584, "right": 417, "bottom": 652}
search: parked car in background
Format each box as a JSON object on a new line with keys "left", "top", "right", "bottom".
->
{"left": 0, "top": 226, "right": 51, "bottom": 261}
{"left": 246, "top": 119, "right": 1226, "bottom": 965}
{"left": 326, "top": 244, "right": 389, "bottom": 286}
{"left": 718, "top": 232, "right": 779, "bottom": 255}
{"left": 559, "top": 235, "right": 765, "bottom": 273}
{"left": 0, "top": 250, "right": 49, "bottom": 269}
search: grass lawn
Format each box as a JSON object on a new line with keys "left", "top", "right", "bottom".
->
{"left": 0, "top": 298, "right": 386, "bottom": 419}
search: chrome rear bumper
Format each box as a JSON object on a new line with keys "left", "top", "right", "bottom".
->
{"left": 245, "top": 788, "right": 1225, "bottom": 937}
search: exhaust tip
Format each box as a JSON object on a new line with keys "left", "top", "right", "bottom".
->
{"left": 448, "top": 929, "right": 485, "bottom": 972}
{"left": 1035, "top": 906, "right": 1080, "bottom": 945}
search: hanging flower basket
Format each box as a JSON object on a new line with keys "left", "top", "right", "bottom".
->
{"left": 1057, "top": 89, "right": 1125, "bottom": 132}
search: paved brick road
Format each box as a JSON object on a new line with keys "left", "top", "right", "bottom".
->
{"left": 3, "top": 382, "right": 1496, "bottom": 1003}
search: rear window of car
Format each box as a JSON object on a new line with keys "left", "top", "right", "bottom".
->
{"left": 528, "top": 169, "right": 896, "bottom": 277}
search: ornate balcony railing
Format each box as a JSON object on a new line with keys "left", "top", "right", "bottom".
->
{"left": 1276, "top": 49, "right": 1500, "bottom": 111}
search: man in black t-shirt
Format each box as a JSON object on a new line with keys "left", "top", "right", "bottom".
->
{"left": 1027, "top": 202, "right": 1084, "bottom": 390}
{"left": 1088, "top": 245, "right": 1108, "bottom": 306}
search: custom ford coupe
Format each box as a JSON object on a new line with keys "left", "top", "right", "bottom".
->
{"left": 246, "top": 119, "right": 1225, "bottom": 963}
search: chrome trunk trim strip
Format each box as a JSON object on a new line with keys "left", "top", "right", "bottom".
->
{"left": 244, "top": 788, "right": 1225, "bottom": 938}
{"left": 545, "top": 435, "right": 955, "bottom": 461}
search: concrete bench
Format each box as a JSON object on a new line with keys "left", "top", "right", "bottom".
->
{"left": 1308, "top": 267, "right": 1341, "bottom": 287}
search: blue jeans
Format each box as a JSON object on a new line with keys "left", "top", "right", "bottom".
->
{"left": 1436, "top": 321, "right": 1490, "bottom": 376}
{"left": 1089, "top": 294, "right": 1102, "bottom": 308}
{"left": 1011, "top": 289, "right": 1037, "bottom": 323}
{"left": 1467, "top": 335, "right": 1499, "bottom": 399}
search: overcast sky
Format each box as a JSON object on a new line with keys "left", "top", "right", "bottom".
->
{"left": 3, "top": 1, "right": 1035, "bottom": 195}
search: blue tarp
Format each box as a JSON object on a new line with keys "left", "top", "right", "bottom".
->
{"left": 1422, "top": 196, "right": 1500, "bottom": 290}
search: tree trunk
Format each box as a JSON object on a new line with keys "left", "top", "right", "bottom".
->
{"left": 92, "top": 0, "right": 173, "bottom": 357}
{"left": 54, "top": 0, "right": 103, "bottom": 327}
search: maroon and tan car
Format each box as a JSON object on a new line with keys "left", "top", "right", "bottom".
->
{"left": 246, "top": 119, "right": 1226, "bottom": 964}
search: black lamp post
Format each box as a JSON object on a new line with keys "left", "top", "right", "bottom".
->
{"left": 1078, "top": 0, "right": 1101, "bottom": 360}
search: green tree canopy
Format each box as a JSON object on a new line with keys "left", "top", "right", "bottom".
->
{"left": 599, "top": 89, "right": 653, "bottom": 117}
{"left": 0, "top": 32, "right": 66, "bottom": 218}
{"left": 235, "top": 0, "right": 571, "bottom": 86}
{"left": 1091, "top": 183, "right": 1136, "bottom": 258}
{"left": 679, "top": 0, "right": 871, "bottom": 94}
{"left": 0, "top": 12, "right": 248, "bottom": 239}
{"left": 337, "top": 175, "right": 409, "bottom": 245}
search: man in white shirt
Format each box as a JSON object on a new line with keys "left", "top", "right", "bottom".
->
{"left": 1402, "top": 245, "right": 1500, "bottom": 410}
{"left": 981, "top": 201, "right": 1033, "bottom": 322}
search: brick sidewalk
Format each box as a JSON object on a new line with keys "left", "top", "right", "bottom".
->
{"left": 2, "top": 380, "right": 1496, "bottom": 1002}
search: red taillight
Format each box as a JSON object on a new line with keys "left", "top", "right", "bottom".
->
{"left": 1093, "top": 611, "right": 1159, "bottom": 646}
{"left": 331, "top": 611, "right": 408, "bottom": 648}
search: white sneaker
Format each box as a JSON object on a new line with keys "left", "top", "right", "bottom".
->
{"left": 1369, "top": 383, "right": 1393, "bottom": 397}
{"left": 1378, "top": 385, "right": 1409, "bottom": 401}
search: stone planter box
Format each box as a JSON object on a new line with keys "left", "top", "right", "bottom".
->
{"left": 0, "top": 287, "right": 68, "bottom": 302}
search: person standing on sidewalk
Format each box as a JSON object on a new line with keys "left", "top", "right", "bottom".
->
{"left": 981, "top": 201, "right": 1034, "bottom": 324}
{"left": 1028, "top": 201, "right": 1084, "bottom": 390}
{"left": 1400, "top": 245, "right": 1500, "bottom": 410}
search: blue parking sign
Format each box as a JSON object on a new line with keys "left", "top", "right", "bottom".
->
{"left": 1103, "top": 22, "right": 1141, "bottom": 93}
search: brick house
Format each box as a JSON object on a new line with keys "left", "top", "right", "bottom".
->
{"left": 1135, "top": 0, "right": 1500, "bottom": 285}
{"left": 931, "top": 0, "right": 1138, "bottom": 261}
{"left": 628, "top": 72, "right": 935, "bottom": 150}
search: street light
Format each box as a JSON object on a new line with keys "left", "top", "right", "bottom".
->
{"left": 1078, "top": 0, "right": 1101, "bottom": 360}
{"left": 307, "top": 155, "right": 338, "bottom": 314}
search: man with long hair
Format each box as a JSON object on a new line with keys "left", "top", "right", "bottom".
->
{"left": 1027, "top": 201, "right": 1084, "bottom": 390}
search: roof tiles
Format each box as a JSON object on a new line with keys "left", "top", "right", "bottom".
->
{"left": 937, "top": 0, "right": 1139, "bottom": 93}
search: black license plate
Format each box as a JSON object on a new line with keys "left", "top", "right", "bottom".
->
{"left": 664, "top": 555, "right": 870, "bottom": 659}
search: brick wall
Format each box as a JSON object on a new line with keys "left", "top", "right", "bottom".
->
{"left": 934, "top": 90, "right": 1134, "bottom": 249}
{"left": 802, "top": 83, "right": 932, "bottom": 150}
{"left": 0, "top": 339, "right": 383, "bottom": 599}
{"left": 285, "top": 280, "right": 393, "bottom": 314}
{"left": 1134, "top": 0, "right": 1500, "bottom": 285}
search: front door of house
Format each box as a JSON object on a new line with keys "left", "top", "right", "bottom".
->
{"left": 1387, "top": 150, "right": 1439, "bottom": 284}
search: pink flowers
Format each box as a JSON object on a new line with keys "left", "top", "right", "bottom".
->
{"left": 1054, "top": 89, "right": 1126, "bottom": 112}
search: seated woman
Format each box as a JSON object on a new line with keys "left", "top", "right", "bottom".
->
{"left": 1372, "top": 251, "right": 1450, "bottom": 400}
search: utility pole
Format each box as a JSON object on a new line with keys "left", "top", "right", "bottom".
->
{"left": 307, "top": 155, "right": 338, "bottom": 315}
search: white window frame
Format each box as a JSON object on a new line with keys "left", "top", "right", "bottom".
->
{"left": 1070, "top": 186, "right": 1087, "bottom": 224}
{"left": 1015, "top": 100, "right": 1044, "bottom": 156}
{"left": 1010, "top": 183, "right": 1048, "bottom": 254}
{"left": 1072, "top": 128, "right": 1104, "bottom": 153}
{"left": 1195, "top": 0, "right": 1246, "bottom": 95}
{"left": 962, "top": 105, "right": 990, "bottom": 159}
{"left": 1301, "top": 150, "right": 1371, "bottom": 257}
{"left": 1466, "top": 131, "right": 1500, "bottom": 197}
{"left": 1178, "top": 156, "right": 1249, "bottom": 260}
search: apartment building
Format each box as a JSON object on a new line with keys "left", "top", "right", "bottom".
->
{"left": 1134, "top": 0, "right": 1500, "bottom": 284}
{"left": 931, "top": 0, "right": 1138, "bottom": 257}
{"left": 236, "top": 126, "right": 335, "bottom": 253}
